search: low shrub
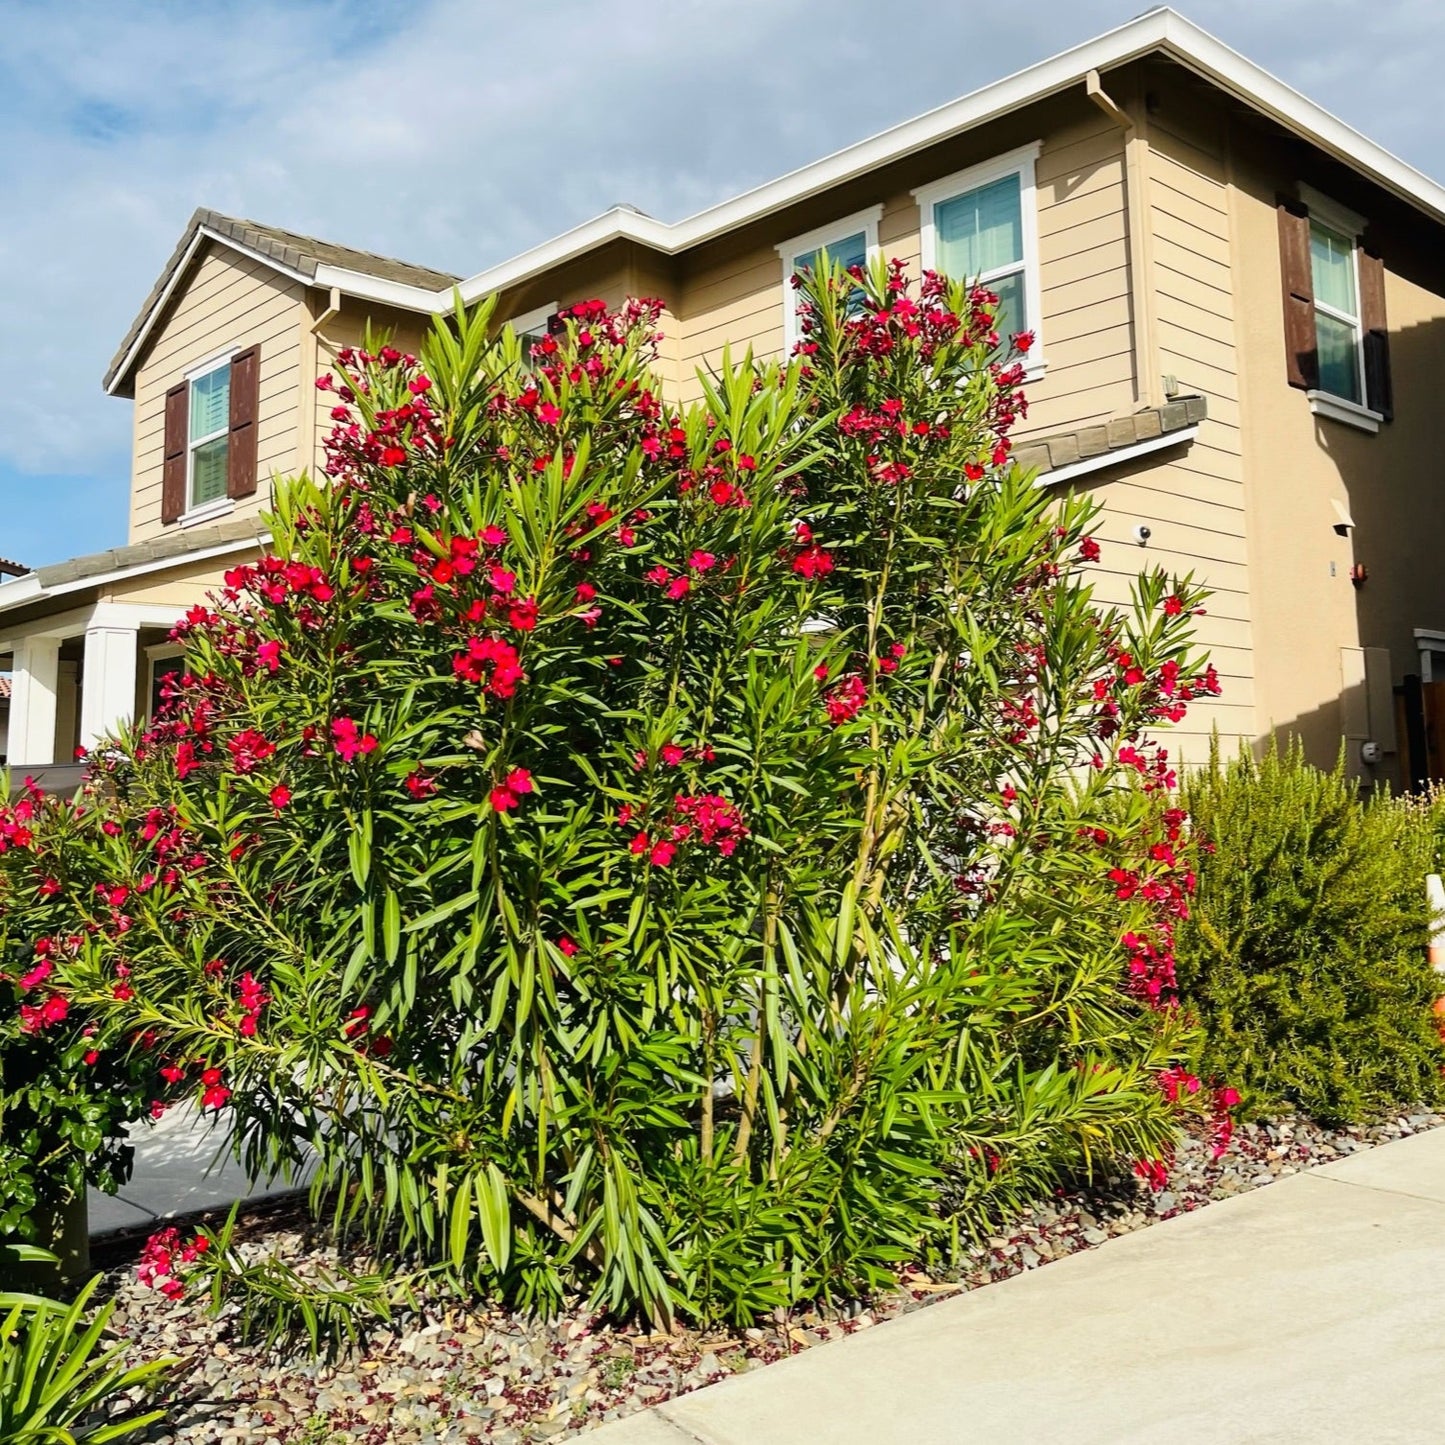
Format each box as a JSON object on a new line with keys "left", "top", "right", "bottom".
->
{"left": 1176, "top": 741, "right": 1445, "bottom": 1125}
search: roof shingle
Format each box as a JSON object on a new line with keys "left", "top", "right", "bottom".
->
{"left": 104, "top": 208, "right": 459, "bottom": 394}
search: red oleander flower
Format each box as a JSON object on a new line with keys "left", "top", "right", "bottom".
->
{"left": 332, "top": 718, "right": 378, "bottom": 761}
{"left": 269, "top": 784, "right": 292, "bottom": 810}
{"left": 227, "top": 729, "right": 275, "bottom": 774}
{"left": 490, "top": 768, "right": 535, "bottom": 813}
{"left": 1078, "top": 536, "right": 1101, "bottom": 563}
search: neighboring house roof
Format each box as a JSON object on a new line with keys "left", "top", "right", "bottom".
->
{"left": 1019, "top": 396, "right": 1207, "bottom": 483}
{"left": 0, "top": 676, "right": 10, "bottom": 701}
{"left": 0, "top": 517, "right": 268, "bottom": 622}
{"left": 104, "top": 208, "right": 461, "bottom": 395}
{"left": 0, "top": 558, "right": 29, "bottom": 578}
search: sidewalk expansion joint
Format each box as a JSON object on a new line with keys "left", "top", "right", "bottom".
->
{"left": 1298, "top": 1169, "right": 1445, "bottom": 1211}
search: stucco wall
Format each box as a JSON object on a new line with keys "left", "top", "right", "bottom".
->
{"left": 1226, "top": 105, "right": 1445, "bottom": 783}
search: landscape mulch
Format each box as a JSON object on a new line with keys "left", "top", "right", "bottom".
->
{"left": 95, "top": 1110, "right": 1442, "bottom": 1443}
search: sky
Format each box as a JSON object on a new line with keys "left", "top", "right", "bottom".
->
{"left": 1, "top": 0, "right": 1441, "bottom": 567}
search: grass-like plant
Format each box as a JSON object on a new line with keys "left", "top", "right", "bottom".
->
{"left": 0, "top": 1249, "right": 174, "bottom": 1444}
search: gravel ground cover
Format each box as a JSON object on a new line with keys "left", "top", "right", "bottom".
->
{"left": 92, "top": 1109, "right": 1443, "bottom": 1444}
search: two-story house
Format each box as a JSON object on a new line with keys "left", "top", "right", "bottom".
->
{"left": 5, "top": 8, "right": 1445, "bottom": 789}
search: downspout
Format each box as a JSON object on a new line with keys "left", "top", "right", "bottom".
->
{"left": 1087, "top": 69, "right": 1157, "bottom": 409}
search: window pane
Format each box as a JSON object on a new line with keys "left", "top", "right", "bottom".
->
{"left": 987, "top": 268, "right": 1027, "bottom": 343}
{"left": 1310, "top": 224, "right": 1357, "bottom": 317}
{"left": 793, "top": 230, "right": 868, "bottom": 281}
{"left": 935, "top": 174, "right": 1023, "bottom": 280}
{"left": 190, "top": 365, "right": 230, "bottom": 440}
{"left": 191, "top": 435, "right": 229, "bottom": 506}
{"left": 1315, "top": 311, "right": 1361, "bottom": 403}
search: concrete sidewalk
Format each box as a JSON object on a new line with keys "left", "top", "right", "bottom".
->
{"left": 88, "top": 1103, "right": 300, "bottom": 1235}
{"left": 588, "top": 1128, "right": 1445, "bottom": 1444}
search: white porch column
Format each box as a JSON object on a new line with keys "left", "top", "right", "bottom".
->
{"left": 79, "top": 625, "right": 139, "bottom": 752}
{"left": 8, "top": 636, "right": 61, "bottom": 767}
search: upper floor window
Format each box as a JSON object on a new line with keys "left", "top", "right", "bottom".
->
{"left": 776, "top": 206, "right": 882, "bottom": 351}
{"left": 914, "top": 142, "right": 1044, "bottom": 375}
{"left": 188, "top": 357, "right": 231, "bottom": 509}
{"left": 510, "top": 302, "right": 561, "bottom": 368}
{"left": 1278, "top": 185, "right": 1392, "bottom": 432}
{"left": 161, "top": 344, "right": 259, "bottom": 526}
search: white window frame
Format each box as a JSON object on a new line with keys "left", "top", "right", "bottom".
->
{"left": 182, "top": 348, "right": 236, "bottom": 525}
{"left": 775, "top": 205, "right": 883, "bottom": 352}
{"left": 507, "top": 301, "right": 561, "bottom": 372}
{"left": 913, "top": 141, "right": 1045, "bottom": 381}
{"left": 1299, "top": 185, "right": 1380, "bottom": 431}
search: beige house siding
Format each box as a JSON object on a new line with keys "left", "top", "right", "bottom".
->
{"left": 673, "top": 99, "right": 1137, "bottom": 421}
{"left": 308, "top": 297, "right": 432, "bottom": 480}
{"left": 129, "top": 244, "right": 306, "bottom": 542}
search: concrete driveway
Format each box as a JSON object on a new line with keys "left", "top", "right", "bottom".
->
{"left": 587, "top": 1127, "right": 1445, "bottom": 1444}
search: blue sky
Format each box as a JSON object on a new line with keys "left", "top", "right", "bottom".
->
{"left": 1, "top": 0, "right": 1441, "bottom": 567}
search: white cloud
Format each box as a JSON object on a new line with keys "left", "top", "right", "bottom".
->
{"left": 1, "top": 0, "right": 1442, "bottom": 552}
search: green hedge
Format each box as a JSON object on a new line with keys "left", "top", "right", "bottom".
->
{"left": 1176, "top": 742, "right": 1445, "bottom": 1126}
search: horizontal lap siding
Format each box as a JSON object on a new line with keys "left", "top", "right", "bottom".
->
{"left": 130, "top": 245, "right": 303, "bottom": 542}
{"left": 311, "top": 302, "right": 431, "bottom": 479}
{"left": 1089, "top": 108, "right": 1253, "bottom": 765}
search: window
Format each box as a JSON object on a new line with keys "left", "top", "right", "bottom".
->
{"left": 1310, "top": 220, "right": 1363, "bottom": 404}
{"left": 509, "top": 303, "right": 561, "bottom": 369}
{"left": 1279, "top": 186, "right": 1390, "bottom": 432}
{"left": 776, "top": 206, "right": 882, "bottom": 351}
{"left": 187, "top": 356, "right": 231, "bottom": 510}
{"left": 914, "top": 142, "right": 1044, "bottom": 375}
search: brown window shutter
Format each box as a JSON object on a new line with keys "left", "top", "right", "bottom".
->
{"left": 227, "top": 344, "right": 260, "bottom": 499}
{"left": 1358, "top": 247, "right": 1393, "bottom": 421}
{"left": 1277, "top": 196, "right": 1318, "bottom": 391}
{"left": 161, "top": 381, "right": 189, "bottom": 525}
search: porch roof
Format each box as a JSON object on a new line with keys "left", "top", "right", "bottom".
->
{"left": 0, "top": 517, "right": 266, "bottom": 623}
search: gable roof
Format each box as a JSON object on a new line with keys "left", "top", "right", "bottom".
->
{"left": 104, "top": 208, "right": 460, "bottom": 395}
{"left": 104, "top": 9, "right": 1445, "bottom": 397}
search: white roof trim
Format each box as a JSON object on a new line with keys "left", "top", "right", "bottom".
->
{"left": 441, "top": 8, "right": 1445, "bottom": 308}
{"left": 108, "top": 9, "right": 1445, "bottom": 391}
{"left": 105, "top": 227, "right": 321, "bottom": 395}
{"left": 1036, "top": 425, "right": 1200, "bottom": 487}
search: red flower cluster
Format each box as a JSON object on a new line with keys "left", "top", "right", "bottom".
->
{"left": 490, "top": 768, "right": 534, "bottom": 813}
{"left": 825, "top": 675, "right": 867, "bottom": 726}
{"left": 452, "top": 635, "right": 524, "bottom": 697}
{"left": 237, "top": 971, "right": 266, "bottom": 1037}
{"left": 332, "top": 717, "right": 378, "bottom": 762}
{"left": 137, "top": 1226, "right": 209, "bottom": 1301}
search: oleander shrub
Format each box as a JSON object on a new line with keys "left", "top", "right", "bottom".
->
{"left": 0, "top": 790, "right": 151, "bottom": 1263}
{"left": 1176, "top": 741, "right": 1445, "bottom": 1125}
{"left": 33, "top": 260, "right": 1224, "bottom": 1325}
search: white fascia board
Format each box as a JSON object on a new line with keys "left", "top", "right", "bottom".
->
{"left": 1151, "top": 11, "right": 1445, "bottom": 226}
{"left": 105, "top": 227, "right": 317, "bottom": 396}
{"left": 454, "top": 208, "right": 672, "bottom": 308}
{"left": 439, "top": 9, "right": 1445, "bottom": 311}
{"left": 0, "top": 532, "right": 271, "bottom": 627}
{"left": 0, "top": 573, "right": 43, "bottom": 614}
{"left": 1036, "top": 426, "right": 1200, "bottom": 487}
{"left": 312, "top": 263, "right": 452, "bottom": 315}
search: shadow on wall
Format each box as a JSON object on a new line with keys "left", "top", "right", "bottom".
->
{"left": 1260, "top": 298, "right": 1445, "bottom": 794}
